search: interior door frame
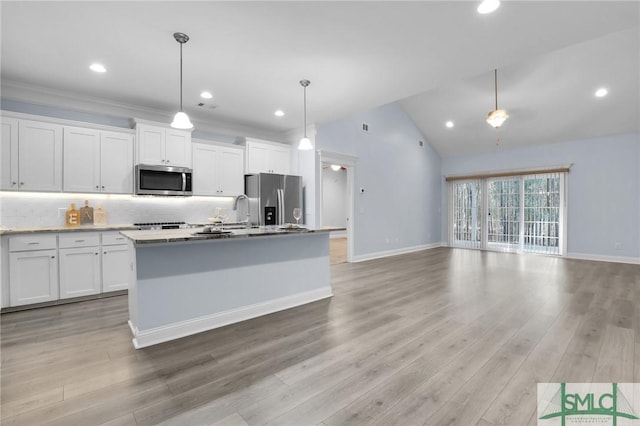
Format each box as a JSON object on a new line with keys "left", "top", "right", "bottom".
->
{"left": 318, "top": 150, "right": 357, "bottom": 263}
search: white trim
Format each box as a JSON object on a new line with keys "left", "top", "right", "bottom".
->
{"left": 1, "top": 109, "right": 135, "bottom": 134}
{"left": 566, "top": 252, "right": 640, "bottom": 265}
{"left": 130, "top": 287, "right": 333, "bottom": 349}
{"left": 352, "top": 242, "right": 442, "bottom": 263}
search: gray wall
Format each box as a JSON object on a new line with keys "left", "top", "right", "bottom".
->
{"left": 315, "top": 102, "right": 442, "bottom": 258}
{"left": 321, "top": 165, "right": 347, "bottom": 228}
{"left": 441, "top": 132, "right": 640, "bottom": 261}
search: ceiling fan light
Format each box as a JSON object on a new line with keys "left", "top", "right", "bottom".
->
{"left": 486, "top": 109, "right": 508, "bottom": 128}
{"left": 298, "top": 136, "right": 313, "bottom": 151}
{"left": 171, "top": 111, "right": 193, "bottom": 129}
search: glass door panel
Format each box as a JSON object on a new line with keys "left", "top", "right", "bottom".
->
{"left": 487, "top": 178, "right": 520, "bottom": 252}
{"left": 451, "top": 180, "right": 482, "bottom": 249}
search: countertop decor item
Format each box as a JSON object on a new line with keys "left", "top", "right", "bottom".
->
{"left": 170, "top": 32, "right": 193, "bottom": 130}
{"left": 79, "top": 200, "right": 94, "bottom": 226}
{"left": 65, "top": 203, "right": 80, "bottom": 227}
{"left": 94, "top": 204, "right": 107, "bottom": 225}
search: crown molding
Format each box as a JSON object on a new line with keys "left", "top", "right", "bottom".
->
{"left": 1, "top": 79, "right": 286, "bottom": 141}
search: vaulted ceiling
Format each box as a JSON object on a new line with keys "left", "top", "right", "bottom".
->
{"left": 1, "top": 1, "right": 638, "bottom": 156}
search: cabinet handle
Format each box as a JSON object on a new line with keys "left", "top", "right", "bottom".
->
{"left": 101, "top": 186, "right": 105, "bottom": 190}
{"left": 75, "top": 240, "right": 85, "bottom": 243}
{"left": 51, "top": 256, "right": 55, "bottom": 259}
{"left": 96, "top": 185, "right": 99, "bottom": 189}
{"left": 28, "top": 242, "right": 40, "bottom": 245}
{"left": 20, "top": 182, "right": 24, "bottom": 186}
{"left": 104, "top": 251, "right": 107, "bottom": 254}
{"left": 166, "top": 160, "right": 170, "bottom": 164}
{"left": 12, "top": 181, "right": 16, "bottom": 186}
{"left": 95, "top": 252, "right": 99, "bottom": 255}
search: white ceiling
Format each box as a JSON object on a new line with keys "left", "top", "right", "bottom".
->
{"left": 1, "top": 1, "right": 638, "bottom": 156}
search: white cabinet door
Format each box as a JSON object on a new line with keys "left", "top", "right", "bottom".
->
{"left": 218, "top": 147, "right": 244, "bottom": 195}
{"left": 100, "top": 131, "right": 133, "bottom": 194}
{"left": 102, "top": 245, "right": 130, "bottom": 292}
{"left": 192, "top": 143, "right": 220, "bottom": 196}
{"left": 165, "top": 129, "right": 191, "bottom": 167}
{"left": 9, "top": 249, "right": 58, "bottom": 306}
{"left": 63, "top": 126, "right": 101, "bottom": 193}
{"left": 137, "top": 124, "right": 165, "bottom": 165}
{"left": 59, "top": 247, "right": 101, "bottom": 299}
{"left": 18, "top": 120, "right": 63, "bottom": 191}
{"left": 270, "top": 146, "right": 291, "bottom": 175}
{"left": 1, "top": 117, "right": 19, "bottom": 190}
{"left": 246, "top": 142, "right": 270, "bottom": 174}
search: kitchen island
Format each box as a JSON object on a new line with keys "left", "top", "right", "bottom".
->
{"left": 120, "top": 226, "right": 340, "bottom": 348}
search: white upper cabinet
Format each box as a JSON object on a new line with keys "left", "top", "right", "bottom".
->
{"left": 245, "top": 139, "right": 291, "bottom": 175}
{"left": 1, "top": 117, "right": 19, "bottom": 190}
{"left": 63, "top": 126, "right": 101, "bottom": 193}
{"left": 17, "top": 120, "right": 63, "bottom": 191}
{"left": 192, "top": 142, "right": 244, "bottom": 196}
{"left": 63, "top": 127, "right": 133, "bottom": 194}
{"left": 218, "top": 147, "right": 244, "bottom": 195}
{"left": 100, "top": 131, "right": 133, "bottom": 194}
{"left": 137, "top": 123, "right": 191, "bottom": 167}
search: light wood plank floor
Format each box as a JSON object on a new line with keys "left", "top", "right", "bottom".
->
{"left": 1, "top": 248, "right": 638, "bottom": 425}
{"left": 330, "top": 238, "right": 347, "bottom": 265}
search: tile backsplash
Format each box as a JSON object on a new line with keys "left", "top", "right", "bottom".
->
{"left": 0, "top": 193, "right": 240, "bottom": 228}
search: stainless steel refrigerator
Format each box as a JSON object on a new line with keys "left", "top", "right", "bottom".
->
{"left": 244, "top": 173, "right": 303, "bottom": 226}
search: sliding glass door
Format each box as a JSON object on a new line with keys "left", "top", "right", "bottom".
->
{"left": 449, "top": 172, "right": 565, "bottom": 256}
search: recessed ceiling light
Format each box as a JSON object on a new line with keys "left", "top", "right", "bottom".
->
{"left": 200, "top": 91, "right": 213, "bottom": 99}
{"left": 595, "top": 88, "right": 608, "bottom": 98}
{"left": 446, "top": 121, "right": 454, "bottom": 128}
{"left": 89, "top": 63, "right": 106, "bottom": 73}
{"left": 477, "top": 0, "right": 500, "bottom": 14}
{"left": 274, "top": 110, "right": 285, "bottom": 117}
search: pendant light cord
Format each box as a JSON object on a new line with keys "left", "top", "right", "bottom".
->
{"left": 179, "top": 42, "right": 183, "bottom": 111}
{"left": 303, "top": 85, "right": 307, "bottom": 138}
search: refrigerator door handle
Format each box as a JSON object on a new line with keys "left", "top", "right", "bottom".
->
{"left": 278, "top": 189, "right": 285, "bottom": 224}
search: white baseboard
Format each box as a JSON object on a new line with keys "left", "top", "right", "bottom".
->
{"left": 352, "top": 242, "right": 443, "bottom": 263}
{"left": 566, "top": 252, "right": 640, "bottom": 265}
{"left": 130, "top": 287, "right": 333, "bottom": 349}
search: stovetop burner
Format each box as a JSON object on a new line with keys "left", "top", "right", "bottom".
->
{"left": 134, "top": 221, "right": 187, "bottom": 230}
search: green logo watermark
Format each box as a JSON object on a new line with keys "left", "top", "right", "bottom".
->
{"left": 538, "top": 383, "right": 640, "bottom": 426}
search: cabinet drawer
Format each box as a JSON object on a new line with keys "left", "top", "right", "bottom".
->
{"left": 102, "top": 232, "right": 129, "bottom": 246}
{"left": 58, "top": 233, "right": 100, "bottom": 248}
{"left": 9, "top": 234, "right": 57, "bottom": 252}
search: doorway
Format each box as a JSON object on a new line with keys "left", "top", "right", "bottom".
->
{"left": 318, "top": 151, "right": 356, "bottom": 264}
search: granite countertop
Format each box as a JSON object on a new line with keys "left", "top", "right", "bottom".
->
{"left": 120, "top": 226, "right": 345, "bottom": 245}
{"left": 0, "top": 224, "right": 140, "bottom": 236}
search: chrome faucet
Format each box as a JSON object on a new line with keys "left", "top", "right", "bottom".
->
{"left": 232, "top": 194, "right": 251, "bottom": 228}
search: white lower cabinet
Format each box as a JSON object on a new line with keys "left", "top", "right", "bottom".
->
{"left": 9, "top": 249, "right": 59, "bottom": 306}
{"left": 5, "top": 231, "right": 132, "bottom": 308}
{"left": 101, "top": 232, "right": 131, "bottom": 292}
{"left": 59, "top": 246, "right": 101, "bottom": 299}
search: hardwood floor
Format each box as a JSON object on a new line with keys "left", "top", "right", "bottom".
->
{"left": 330, "top": 238, "right": 347, "bottom": 265}
{"left": 1, "top": 248, "right": 638, "bottom": 425}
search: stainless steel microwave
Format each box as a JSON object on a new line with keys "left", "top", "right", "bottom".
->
{"left": 135, "top": 164, "right": 193, "bottom": 196}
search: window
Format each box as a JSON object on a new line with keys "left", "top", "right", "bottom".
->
{"left": 448, "top": 170, "right": 567, "bottom": 256}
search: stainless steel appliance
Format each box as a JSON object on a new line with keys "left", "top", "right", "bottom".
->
{"left": 135, "top": 164, "right": 192, "bottom": 196}
{"left": 244, "top": 173, "right": 303, "bottom": 226}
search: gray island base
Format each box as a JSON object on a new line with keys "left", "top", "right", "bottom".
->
{"left": 120, "top": 228, "right": 337, "bottom": 348}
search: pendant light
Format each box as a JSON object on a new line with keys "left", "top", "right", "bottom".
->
{"left": 486, "top": 68, "right": 508, "bottom": 128}
{"left": 170, "top": 32, "right": 193, "bottom": 130}
{"left": 298, "top": 79, "right": 313, "bottom": 150}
